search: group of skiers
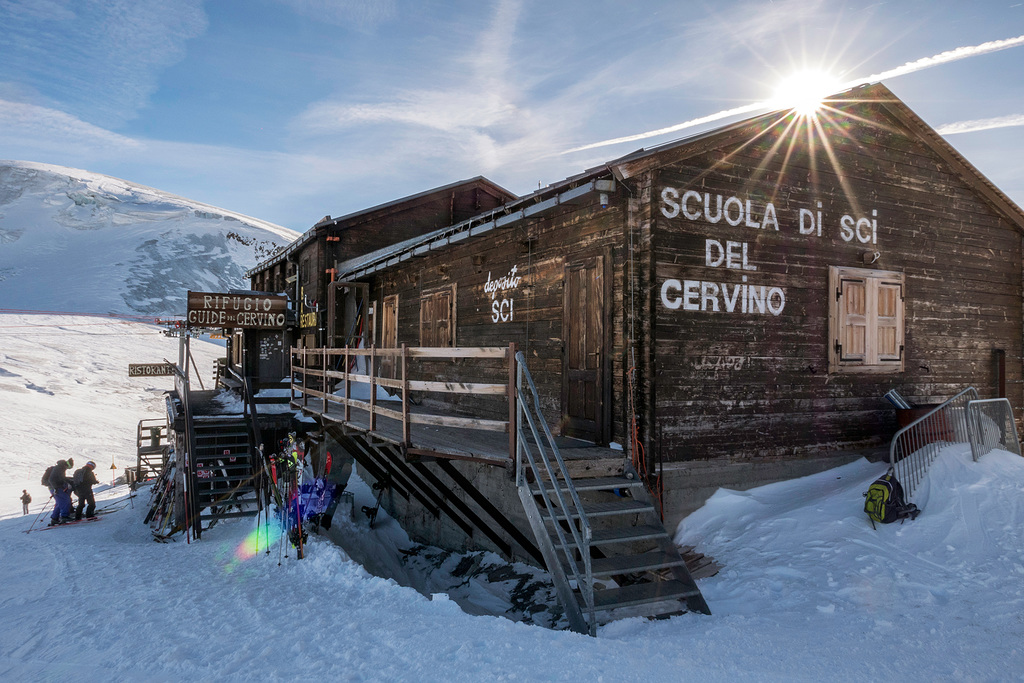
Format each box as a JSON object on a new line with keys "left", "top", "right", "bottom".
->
{"left": 40, "top": 458, "right": 99, "bottom": 525}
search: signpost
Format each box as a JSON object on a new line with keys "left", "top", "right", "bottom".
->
{"left": 186, "top": 291, "right": 288, "bottom": 329}
{"left": 128, "top": 363, "right": 175, "bottom": 377}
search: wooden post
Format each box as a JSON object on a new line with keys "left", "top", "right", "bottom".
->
{"left": 508, "top": 342, "right": 517, "bottom": 462}
{"left": 370, "top": 345, "right": 377, "bottom": 431}
{"left": 301, "top": 348, "right": 308, "bottom": 408}
{"left": 401, "top": 344, "right": 410, "bottom": 447}
{"left": 344, "top": 345, "right": 351, "bottom": 422}
{"left": 322, "top": 346, "right": 328, "bottom": 415}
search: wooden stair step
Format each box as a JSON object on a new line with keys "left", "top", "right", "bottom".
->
{"left": 553, "top": 524, "right": 669, "bottom": 549}
{"left": 582, "top": 579, "right": 703, "bottom": 611}
{"left": 547, "top": 498, "right": 652, "bottom": 520}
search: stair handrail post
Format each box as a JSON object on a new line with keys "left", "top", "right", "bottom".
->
{"left": 322, "top": 346, "right": 328, "bottom": 415}
{"left": 301, "top": 348, "right": 308, "bottom": 408}
{"left": 369, "top": 345, "right": 377, "bottom": 431}
{"left": 401, "top": 344, "right": 410, "bottom": 447}
{"left": 344, "top": 344, "right": 351, "bottom": 422}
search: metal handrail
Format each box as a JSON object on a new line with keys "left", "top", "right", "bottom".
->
{"left": 889, "top": 387, "right": 978, "bottom": 499}
{"left": 514, "top": 351, "right": 594, "bottom": 632}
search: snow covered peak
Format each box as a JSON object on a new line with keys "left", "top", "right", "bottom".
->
{"left": 0, "top": 160, "right": 299, "bottom": 317}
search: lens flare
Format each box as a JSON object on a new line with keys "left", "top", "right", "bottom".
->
{"left": 234, "top": 520, "right": 284, "bottom": 562}
{"left": 772, "top": 70, "right": 842, "bottom": 116}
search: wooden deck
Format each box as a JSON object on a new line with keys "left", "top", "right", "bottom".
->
{"left": 292, "top": 396, "right": 625, "bottom": 469}
{"left": 291, "top": 344, "right": 625, "bottom": 470}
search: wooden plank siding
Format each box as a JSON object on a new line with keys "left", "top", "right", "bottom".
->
{"left": 649, "top": 98, "right": 1023, "bottom": 461}
{"left": 247, "top": 83, "right": 1023, "bottom": 474}
{"left": 362, "top": 201, "right": 629, "bottom": 445}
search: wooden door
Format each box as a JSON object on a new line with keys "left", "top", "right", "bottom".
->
{"left": 562, "top": 255, "right": 608, "bottom": 443}
{"left": 381, "top": 295, "right": 398, "bottom": 379}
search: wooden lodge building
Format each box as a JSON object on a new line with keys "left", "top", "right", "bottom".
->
{"left": 230, "top": 82, "right": 1024, "bottom": 631}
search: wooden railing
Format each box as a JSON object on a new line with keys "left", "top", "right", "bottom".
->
{"left": 290, "top": 344, "right": 517, "bottom": 461}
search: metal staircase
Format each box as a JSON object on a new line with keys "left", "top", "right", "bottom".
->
{"left": 192, "top": 416, "right": 259, "bottom": 525}
{"left": 514, "top": 351, "right": 710, "bottom": 635}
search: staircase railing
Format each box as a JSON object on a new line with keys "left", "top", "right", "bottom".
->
{"left": 890, "top": 387, "right": 977, "bottom": 499}
{"left": 513, "top": 351, "right": 593, "bottom": 635}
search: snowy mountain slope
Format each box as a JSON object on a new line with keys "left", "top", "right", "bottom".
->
{"left": 0, "top": 161, "right": 298, "bottom": 316}
{"left": 3, "top": 314, "right": 1024, "bottom": 680}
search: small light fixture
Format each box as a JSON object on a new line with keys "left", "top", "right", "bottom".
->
{"left": 862, "top": 251, "right": 881, "bottom": 265}
{"left": 599, "top": 192, "right": 609, "bottom": 208}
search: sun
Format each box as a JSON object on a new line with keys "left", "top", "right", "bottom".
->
{"left": 772, "top": 70, "right": 843, "bottom": 116}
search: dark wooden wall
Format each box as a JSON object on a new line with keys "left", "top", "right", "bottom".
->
{"left": 367, "top": 197, "right": 629, "bottom": 443}
{"left": 252, "top": 181, "right": 514, "bottom": 346}
{"left": 649, "top": 102, "right": 1023, "bottom": 461}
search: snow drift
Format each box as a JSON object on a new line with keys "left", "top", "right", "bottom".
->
{"left": 3, "top": 314, "right": 1024, "bottom": 680}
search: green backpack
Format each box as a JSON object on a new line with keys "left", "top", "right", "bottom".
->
{"left": 864, "top": 469, "right": 920, "bottom": 529}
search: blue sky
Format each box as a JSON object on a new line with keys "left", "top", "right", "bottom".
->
{"left": 1, "top": 0, "right": 1022, "bottom": 231}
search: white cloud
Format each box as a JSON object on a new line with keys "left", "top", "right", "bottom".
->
{"left": 0, "top": 0, "right": 207, "bottom": 126}
{"left": 936, "top": 114, "right": 1024, "bottom": 136}
{"left": 0, "top": 99, "right": 142, "bottom": 153}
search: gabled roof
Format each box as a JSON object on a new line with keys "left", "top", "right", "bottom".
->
{"left": 608, "top": 82, "right": 1024, "bottom": 232}
{"left": 247, "top": 176, "right": 516, "bottom": 276}
{"left": 332, "top": 83, "right": 1024, "bottom": 281}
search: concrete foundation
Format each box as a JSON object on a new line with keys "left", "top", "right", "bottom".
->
{"left": 659, "top": 450, "right": 882, "bottom": 534}
{"left": 352, "top": 449, "right": 884, "bottom": 567}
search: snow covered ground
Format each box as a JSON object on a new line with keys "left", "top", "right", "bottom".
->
{"left": 3, "top": 314, "right": 1024, "bottom": 680}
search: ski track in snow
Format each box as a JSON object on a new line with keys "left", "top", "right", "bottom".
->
{"left": 2, "top": 315, "right": 1024, "bottom": 680}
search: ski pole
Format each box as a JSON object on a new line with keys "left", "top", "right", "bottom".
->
{"left": 24, "top": 494, "right": 55, "bottom": 534}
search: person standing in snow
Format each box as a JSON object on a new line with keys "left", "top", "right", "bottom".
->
{"left": 72, "top": 461, "right": 99, "bottom": 520}
{"left": 20, "top": 490, "right": 31, "bottom": 515}
{"left": 48, "top": 458, "right": 74, "bottom": 526}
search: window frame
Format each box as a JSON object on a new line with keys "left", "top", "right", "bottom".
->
{"left": 828, "top": 265, "right": 905, "bottom": 374}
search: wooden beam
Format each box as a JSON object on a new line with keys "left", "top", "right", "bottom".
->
{"left": 435, "top": 459, "right": 544, "bottom": 565}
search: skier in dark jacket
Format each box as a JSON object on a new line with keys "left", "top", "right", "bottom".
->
{"left": 48, "top": 459, "right": 74, "bottom": 526}
{"left": 21, "top": 490, "right": 31, "bottom": 515}
{"left": 73, "top": 461, "right": 99, "bottom": 520}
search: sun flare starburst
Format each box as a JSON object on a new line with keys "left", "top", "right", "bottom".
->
{"left": 772, "top": 70, "right": 843, "bottom": 116}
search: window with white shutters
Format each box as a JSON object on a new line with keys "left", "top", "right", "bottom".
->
{"left": 829, "top": 266, "right": 904, "bottom": 373}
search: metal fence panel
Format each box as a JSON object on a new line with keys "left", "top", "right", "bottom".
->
{"left": 889, "top": 387, "right": 978, "bottom": 500}
{"left": 966, "top": 398, "right": 1021, "bottom": 462}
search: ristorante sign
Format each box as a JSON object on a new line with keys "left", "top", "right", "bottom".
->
{"left": 186, "top": 291, "right": 288, "bottom": 329}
